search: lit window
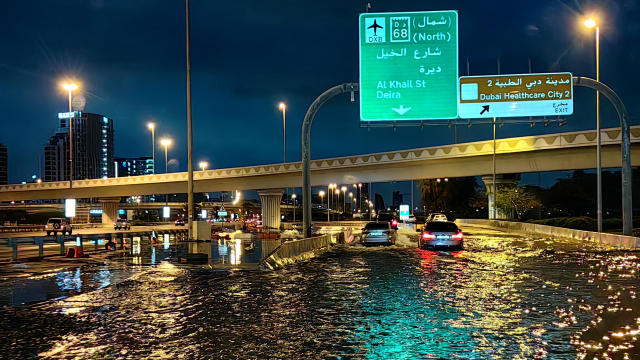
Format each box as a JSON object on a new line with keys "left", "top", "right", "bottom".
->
{"left": 103, "top": 117, "right": 109, "bottom": 124}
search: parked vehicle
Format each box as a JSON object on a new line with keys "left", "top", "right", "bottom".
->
{"left": 175, "top": 219, "right": 186, "bottom": 226}
{"left": 114, "top": 219, "right": 131, "bottom": 230}
{"left": 418, "top": 221, "right": 463, "bottom": 250}
{"left": 361, "top": 222, "right": 396, "bottom": 246}
{"left": 45, "top": 218, "right": 73, "bottom": 236}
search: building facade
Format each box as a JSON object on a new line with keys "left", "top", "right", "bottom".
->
{"left": 0, "top": 143, "right": 7, "bottom": 185}
{"left": 114, "top": 156, "right": 154, "bottom": 177}
{"left": 44, "top": 112, "right": 114, "bottom": 182}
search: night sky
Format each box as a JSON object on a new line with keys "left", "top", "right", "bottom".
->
{"left": 1, "top": 0, "right": 638, "bottom": 200}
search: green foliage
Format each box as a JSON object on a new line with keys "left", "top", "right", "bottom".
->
{"left": 495, "top": 184, "right": 541, "bottom": 220}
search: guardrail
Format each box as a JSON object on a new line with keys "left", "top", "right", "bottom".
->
{"left": 456, "top": 218, "right": 640, "bottom": 250}
{"left": 0, "top": 236, "right": 99, "bottom": 261}
{"left": 0, "top": 225, "right": 45, "bottom": 233}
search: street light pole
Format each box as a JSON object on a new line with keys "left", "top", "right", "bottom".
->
{"left": 291, "top": 194, "right": 297, "bottom": 223}
{"left": 161, "top": 138, "right": 171, "bottom": 205}
{"left": 185, "top": 0, "right": 195, "bottom": 239}
{"left": 596, "top": 24, "right": 602, "bottom": 234}
{"left": 148, "top": 123, "right": 155, "bottom": 174}
{"left": 584, "top": 17, "right": 602, "bottom": 234}
{"left": 62, "top": 83, "right": 78, "bottom": 188}
{"left": 492, "top": 117, "right": 497, "bottom": 220}
{"left": 279, "top": 103, "right": 286, "bottom": 164}
{"left": 319, "top": 190, "right": 326, "bottom": 223}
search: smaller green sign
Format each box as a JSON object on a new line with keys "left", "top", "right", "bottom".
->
{"left": 359, "top": 11, "right": 459, "bottom": 121}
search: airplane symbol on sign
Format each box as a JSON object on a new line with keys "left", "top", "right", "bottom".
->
{"left": 367, "top": 19, "right": 383, "bottom": 35}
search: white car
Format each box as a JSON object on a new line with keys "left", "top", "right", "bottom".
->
{"left": 426, "top": 213, "right": 448, "bottom": 222}
{"left": 45, "top": 218, "right": 73, "bottom": 236}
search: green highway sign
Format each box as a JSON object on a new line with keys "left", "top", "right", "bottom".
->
{"left": 359, "top": 11, "right": 459, "bottom": 122}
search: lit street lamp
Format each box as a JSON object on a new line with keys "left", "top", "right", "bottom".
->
{"left": 319, "top": 190, "right": 327, "bottom": 222}
{"left": 61, "top": 82, "right": 78, "bottom": 187}
{"left": 147, "top": 122, "right": 156, "bottom": 174}
{"left": 328, "top": 184, "right": 336, "bottom": 221}
{"left": 584, "top": 15, "right": 603, "bottom": 234}
{"left": 160, "top": 138, "right": 172, "bottom": 205}
{"left": 279, "top": 102, "right": 286, "bottom": 163}
{"left": 341, "top": 186, "right": 347, "bottom": 213}
{"left": 160, "top": 138, "right": 172, "bottom": 174}
{"left": 291, "top": 193, "right": 297, "bottom": 222}
{"left": 349, "top": 192, "right": 354, "bottom": 215}
{"left": 199, "top": 161, "right": 208, "bottom": 171}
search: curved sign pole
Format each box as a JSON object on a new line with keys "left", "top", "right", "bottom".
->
{"left": 573, "top": 76, "right": 632, "bottom": 236}
{"left": 301, "top": 83, "right": 359, "bottom": 237}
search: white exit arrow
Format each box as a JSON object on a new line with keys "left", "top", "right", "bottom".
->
{"left": 392, "top": 105, "right": 412, "bottom": 115}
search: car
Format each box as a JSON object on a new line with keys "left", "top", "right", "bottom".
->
{"left": 418, "top": 221, "right": 463, "bottom": 250}
{"left": 406, "top": 215, "right": 417, "bottom": 224}
{"left": 361, "top": 222, "right": 396, "bottom": 246}
{"left": 175, "top": 219, "right": 186, "bottom": 226}
{"left": 114, "top": 219, "right": 131, "bottom": 230}
{"left": 45, "top": 218, "right": 73, "bottom": 236}
{"left": 426, "top": 213, "right": 448, "bottom": 222}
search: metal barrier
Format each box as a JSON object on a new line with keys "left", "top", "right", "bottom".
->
{"left": 0, "top": 225, "right": 45, "bottom": 233}
{"left": 262, "top": 234, "right": 332, "bottom": 269}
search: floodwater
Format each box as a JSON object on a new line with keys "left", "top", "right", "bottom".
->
{"left": 0, "top": 227, "right": 638, "bottom": 359}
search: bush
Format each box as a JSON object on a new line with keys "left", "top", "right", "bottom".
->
{"left": 529, "top": 217, "right": 596, "bottom": 231}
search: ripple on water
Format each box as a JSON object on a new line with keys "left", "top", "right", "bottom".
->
{"left": 0, "top": 228, "right": 638, "bottom": 359}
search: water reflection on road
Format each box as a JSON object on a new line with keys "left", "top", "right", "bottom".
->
{"left": 0, "top": 227, "right": 638, "bottom": 359}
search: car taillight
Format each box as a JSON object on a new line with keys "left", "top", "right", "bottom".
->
{"left": 422, "top": 232, "right": 435, "bottom": 240}
{"left": 453, "top": 231, "right": 463, "bottom": 240}
{"left": 392, "top": 220, "right": 398, "bottom": 226}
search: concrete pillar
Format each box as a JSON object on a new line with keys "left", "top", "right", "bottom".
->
{"left": 258, "top": 189, "right": 284, "bottom": 230}
{"left": 481, "top": 175, "right": 520, "bottom": 220}
{"left": 99, "top": 197, "right": 121, "bottom": 225}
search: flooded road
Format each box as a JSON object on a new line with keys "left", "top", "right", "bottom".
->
{"left": 1, "top": 227, "right": 638, "bottom": 359}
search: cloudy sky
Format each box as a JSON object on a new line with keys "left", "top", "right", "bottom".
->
{"left": 1, "top": 0, "right": 637, "bottom": 200}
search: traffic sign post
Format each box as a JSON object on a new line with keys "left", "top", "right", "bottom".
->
{"left": 359, "top": 11, "right": 459, "bottom": 122}
{"left": 458, "top": 73, "right": 573, "bottom": 118}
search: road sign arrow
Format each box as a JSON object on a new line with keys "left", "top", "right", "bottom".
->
{"left": 392, "top": 105, "right": 412, "bottom": 115}
{"left": 480, "top": 105, "right": 490, "bottom": 115}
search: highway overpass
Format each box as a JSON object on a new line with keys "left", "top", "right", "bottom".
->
{"left": 1, "top": 126, "right": 638, "bottom": 202}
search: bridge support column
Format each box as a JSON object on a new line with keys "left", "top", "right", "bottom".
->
{"left": 258, "top": 189, "right": 284, "bottom": 230}
{"left": 99, "top": 197, "right": 121, "bottom": 225}
{"left": 481, "top": 175, "right": 519, "bottom": 220}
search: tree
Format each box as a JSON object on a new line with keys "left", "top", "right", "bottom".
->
{"left": 419, "top": 177, "right": 479, "bottom": 217}
{"left": 495, "top": 184, "right": 541, "bottom": 220}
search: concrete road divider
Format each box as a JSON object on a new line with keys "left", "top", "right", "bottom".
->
{"left": 456, "top": 219, "right": 640, "bottom": 250}
{"left": 262, "top": 234, "right": 333, "bottom": 270}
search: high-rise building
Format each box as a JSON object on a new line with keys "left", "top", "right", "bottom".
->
{"left": 44, "top": 112, "right": 114, "bottom": 182}
{"left": 114, "top": 156, "right": 154, "bottom": 177}
{"left": 0, "top": 143, "right": 7, "bottom": 185}
{"left": 392, "top": 190, "right": 403, "bottom": 209}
